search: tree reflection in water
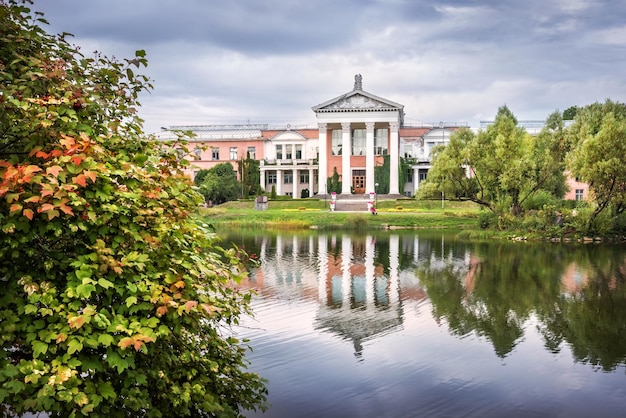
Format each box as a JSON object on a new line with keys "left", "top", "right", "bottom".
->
{"left": 229, "top": 231, "right": 626, "bottom": 370}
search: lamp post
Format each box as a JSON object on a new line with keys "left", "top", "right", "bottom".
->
{"left": 375, "top": 182, "right": 379, "bottom": 208}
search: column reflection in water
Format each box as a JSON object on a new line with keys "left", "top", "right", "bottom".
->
{"left": 316, "top": 234, "right": 404, "bottom": 358}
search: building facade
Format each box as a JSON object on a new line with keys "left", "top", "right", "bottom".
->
{"left": 156, "top": 75, "right": 468, "bottom": 199}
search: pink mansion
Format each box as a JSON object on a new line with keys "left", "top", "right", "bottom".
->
{"left": 155, "top": 75, "right": 586, "bottom": 201}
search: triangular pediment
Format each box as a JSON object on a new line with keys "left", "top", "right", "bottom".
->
{"left": 312, "top": 90, "right": 404, "bottom": 113}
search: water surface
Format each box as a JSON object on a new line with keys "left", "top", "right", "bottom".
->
{"left": 223, "top": 231, "right": 626, "bottom": 418}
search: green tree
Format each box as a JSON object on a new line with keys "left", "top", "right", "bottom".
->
{"left": 237, "top": 156, "right": 260, "bottom": 199}
{"left": 0, "top": 2, "right": 267, "bottom": 416}
{"left": 374, "top": 155, "right": 390, "bottom": 194}
{"left": 195, "top": 163, "right": 239, "bottom": 204}
{"left": 566, "top": 100, "right": 626, "bottom": 229}
{"left": 420, "top": 106, "right": 566, "bottom": 216}
{"left": 326, "top": 167, "right": 341, "bottom": 194}
{"left": 563, "top": 105, "right": 578, "bottom": 120}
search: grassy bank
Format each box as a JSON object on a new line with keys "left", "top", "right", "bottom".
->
{"left": 201, "top": 198, "right": 481, "bottom": 231}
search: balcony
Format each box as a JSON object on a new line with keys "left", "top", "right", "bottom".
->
{"left": 261, "top": 159, "right": 318, "bottom": 166}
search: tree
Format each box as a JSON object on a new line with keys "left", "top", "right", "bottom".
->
{"left": 326, "top": 167, "right": 341, "bottom": 194}
{"left": 374, "top": 155, "right": 390, "bottom": 194}
{"left": 237, "top": 156, "right": 260, "bottom": 199}
{"left": 563, "top": 105, "right": 578, "bottom": 120}
{"left": 195, "top": 163, "right": 239, "bottom": 204}
{"left": 420, "top": 106, "right": 566, "bottom": 215}
{"left": 566, "top": 100, "right": 626, "bottom": 227}
{"left": 0, "top": 2, "right": 267, "bottom": 416}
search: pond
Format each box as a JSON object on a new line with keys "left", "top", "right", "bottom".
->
{"left": 221, "top": 230, "right": 626, "bottom": 418}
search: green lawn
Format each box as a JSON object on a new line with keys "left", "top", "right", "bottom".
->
{"left": 201, "top": 198, "right": 482, "bottom": 231}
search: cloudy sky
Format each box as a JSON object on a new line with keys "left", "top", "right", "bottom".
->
{"left": 33, "top": 0, "right": 625, "bottom": 134}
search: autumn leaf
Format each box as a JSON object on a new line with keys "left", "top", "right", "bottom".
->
{"left": 118, "top": 337, "right": 134, "bottom": 350}
{"left": 46, "top": 165, "right": 63, "bottom": 177}
{"left": 9, "top": 203, "right": 23, "bottom": 213}
{"left": 23, "top": 165, "right": 42, "bottom": 176}
{"left": 68, "top": 315, "right": 87, "bottom": 329}
{"left": 184, "top": 300, "right": 198, "bottom": 313}
{"left": 73, "top": 174, "right": 87, "bottom": 187}
{"left": 23, "top": 195, "right": 40, "bottom": 203}
{"left": 38, "top": 203, "right": 55, "bottom": 213}
{"left": 58, "top": 204, "right": 74, "bottom": 216}
{"left": 83, "top": 170, "right": 98, "bottom": 183}
{"left": 23, "top": 208, "right": 34, "bottom": 220}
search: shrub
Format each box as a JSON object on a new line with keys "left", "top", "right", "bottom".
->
{"left": 0, "top": 3, "right": 267, "bottom": 416}
{"left": 478, "top": 211, "right": 496, "bottom": 229}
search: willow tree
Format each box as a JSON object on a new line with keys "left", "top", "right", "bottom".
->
{"left": 567, "top": 100, "right": 626, "bottom": 227}
{"left": 0, "top": 2, "right": 267, "bottom": 416}
{"left": 420, "top": 105, "right": 566, "bottom": 215}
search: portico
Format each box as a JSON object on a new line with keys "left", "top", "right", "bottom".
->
{"left": 312, "top": 75, "right": 404, "bottom": 196}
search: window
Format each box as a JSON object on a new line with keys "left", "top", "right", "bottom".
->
{"left": 229, "top": 147, "right": 237, "bottom": 160}
{"left": 276, "top": 144, "right": 283, "bottom": 160}
{"left": 193, "top": 148, "right": 202, "bottom": 160}
{"left": 295, "top": 144, "right": 302, "bottom": 159}
{"left": 285, "top": 145, "right": 293, "bottom": 160}
{"left": 375, "top": 128, "right": 388, "bottom": 155}
{"left": 211, "top": 147, "right": 219, "bottom": 160}
{"left": 284, "top": 171, "right": 293, "bottom": 184}
{"left": 352, "top": 129, "right": 365, "bottom": 156}
{"left": 331, "top": 130, "right": 342, "bottom": 156}
{"left": 247, "top": 146, "right": 256, "bottom": 160}
{"left": 267, "top": 173, "right": 277, "bottom": 184}
{"left": 403, "top": 144, "right": 413, "bottom": 158}
{"left": 419, "top": 171, "right": 428, "bottom": 182}
{"left": 575, "top": 189, "right": 584, "bottom": 200}
{"left": 300, "top": 171, "right": 309, "bottom": 184}
{"left": 406, "top": 169, "right": 413, "bottom": 183}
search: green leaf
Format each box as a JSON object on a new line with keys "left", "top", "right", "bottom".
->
{"left": 98, "top": 278, "right": 114, "bottom": 289}
{"left": 77, "top": 283, "right": 97, "bottom": 298}
{"left": 97, "top": 334, "right": 115, "bottom": 347}
{"left": 68, "top": 338, "right": 84, "bottom": 355}
{"left": 125, "top": 296, "right": 137, "bottom": 307}
{"left": 24, "top": 304, "right": 38, "bottom": 314}
{"left": 105, "top": 351, "right": 129, "bottom": 374}
{"left": 32, "top": 340, "right": 48, "bottom": 357}
{"left": 99, "top": 381, "right": 116, "bottom": 400}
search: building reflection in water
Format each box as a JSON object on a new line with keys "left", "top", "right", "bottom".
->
{"left": 250, "top": 234, "right": 423, "bottom": 358}
{"left": 240, "top": 231, "right": 609, "bottom": 361}
{"left": 316, "top": 235, "right": 402, "bottom": 358}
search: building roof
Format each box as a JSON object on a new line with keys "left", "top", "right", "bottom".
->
{"left": 312, "top": 74, "right": 405, "bottom": 114}
{"left": 156, "top": 124, "right": 264, "bottom": 141}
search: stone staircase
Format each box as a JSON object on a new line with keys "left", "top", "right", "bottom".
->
{"left": 325, "top": 194, "right": 376, "bottom": 212}
{"left": 320, "top": 193, "right": 405, "bottom": 212}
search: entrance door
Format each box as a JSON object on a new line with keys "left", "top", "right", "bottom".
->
{"left": 352, "top": 170, "right": 366, "bottom": 194}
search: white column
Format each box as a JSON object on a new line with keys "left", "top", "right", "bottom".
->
{"left": 260, "top": 168, "right": 266, "bottom": 192}
{"left": 341, "top": 122, "right": 351, "bottom": 195}
{"left": 308, "top": 168, "right": 314, "bottom": 197}
{"left": 317, "top": 123, "right": 327, "bottom": 195}
{"left": 413, "top": 167, "right": 418, "bottom": 191}
{"left": 292, "top": 169, "right": 298, "bottom": 198}
{"left": 365, "top": 122, "right": 375, "bottom": 194}
{"left": 276, "top": 169, "right": 283, "bottom": 196}
{"left": 389, "top": 122, "right": 400, "bottom": 195}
